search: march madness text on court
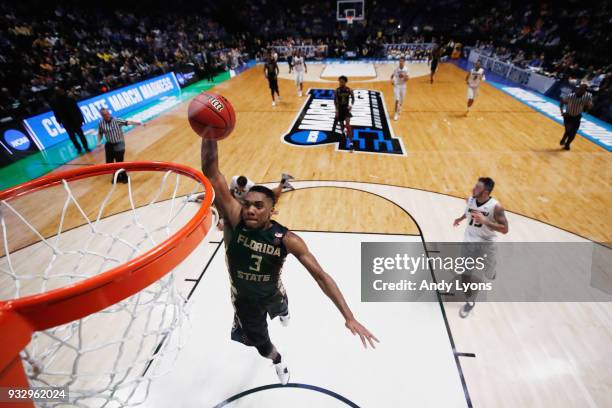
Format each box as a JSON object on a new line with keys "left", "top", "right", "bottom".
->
{"left": 299, "top": 89, "right": 381, "bottom": 132}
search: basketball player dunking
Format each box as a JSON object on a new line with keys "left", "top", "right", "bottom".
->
{"left": 453, "top": 177, "right": 509, "bottom": 317}
{"left": 200, "top": 139, "right": 378, "bottom": 384}
{"left": 428, "top": 42, "right": 442, "bottom": 84}
{"left": 334, "top": 76, "right": 355, "bottom": 152}
{"left": 264, "top": 53, "right": 280, "bottom": 107}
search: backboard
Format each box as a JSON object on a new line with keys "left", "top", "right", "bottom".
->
{"left": 337, "top": 0, "right": 365, "bottom": 22}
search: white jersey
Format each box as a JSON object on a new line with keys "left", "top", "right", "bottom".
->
{"left": 230, "top": 176, "right": 255, "bottom": 202}
{"left": 392, "top": 66, "right": 409, "bottom": 87}
{"left": 464, "top": 196, "right": 499, "bottom": 242}
{"left": 468, "top": 67, "right": 485, "bottom": 88}
{"left": 293, "top": 56, "right": 305, "bottom": 72}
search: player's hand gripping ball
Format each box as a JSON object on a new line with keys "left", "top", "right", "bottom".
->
{"left": 188, "top": 92, "right": 236, "bottom": 140}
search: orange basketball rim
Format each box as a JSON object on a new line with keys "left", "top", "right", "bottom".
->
{"left": 0, "top": 161, "right": 215, "bottom": 406}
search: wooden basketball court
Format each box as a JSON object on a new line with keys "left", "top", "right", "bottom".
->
{"left": 2, "top": 61, "right": 611, "bottom": 407}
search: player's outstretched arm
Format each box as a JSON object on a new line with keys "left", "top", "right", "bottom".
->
{"left": 284, "top": 231, "right": 379, "bottom": 349}
{"left": 200, "top": 139, "right": 241, "bottom": 227}
{"left": 453, "top": 214, "right": 466, "bottom": 227}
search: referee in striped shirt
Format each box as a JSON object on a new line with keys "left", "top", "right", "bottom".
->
{"left": 559, "top": 83, "right": 593, "bottom": 150}
{"left": 98, "top": 108, "right": 144, "bottom": 183}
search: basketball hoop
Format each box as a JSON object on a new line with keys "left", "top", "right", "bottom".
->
{"left": 346, "top": 15, "right": 354, "bottom": 25}
{"left": 0, "top": 161, "right": 215, "bottom": 407}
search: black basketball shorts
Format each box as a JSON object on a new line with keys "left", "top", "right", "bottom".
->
{"left": 231, "top": 292, "right": 289, "bottom": 347}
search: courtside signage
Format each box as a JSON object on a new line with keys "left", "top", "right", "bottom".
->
{"left": 23, "top": 73, "right": 180, "bottom": 149}
{"left": 283, "top": 88, "right": 405, "bottom": 155}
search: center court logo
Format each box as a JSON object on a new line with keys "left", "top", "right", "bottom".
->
{"left": 282, "top": 89, "right": 405, "bottom": 155}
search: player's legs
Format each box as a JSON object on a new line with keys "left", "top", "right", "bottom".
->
{"left": 334, "top": 108, "right": 354, "bottom": 151}
{"left": 74, "top": 127, "right": 90, "bottom": 151}
{"left": 560, "top": 115, "right": 571, "bottom": 146}
{"left": 114, "top": 147, "right": 128, "bottom": 183}
{"left": 231, "top": 296, "right": 290, "bottom": 384}
{"left": 344, "top": 117, "right": 354, "bottom": 152}
{"left": 231, "top": 299, "right": 286, "bottom": 375}
{"left": 466, "top": 87, "right": 476, "bottom": 114}
{"left": 254, "top": 339, "right": 280, "bottom": 361}
{"left": 271, "top": 173, "right": 295, "bottom": 200}
{"left": 393, "top": 86, "right": 405, "bottom": 120}
{"left": 393, "top": 86, "right": 400, "bottom": 120}
{"left": 458, "top": 273, "right": 478, "bottom": 318}
{"left": 333, "top": 111, "right": 344, "bottom": 138}
{"left": 296, "top": 72, "right": 304, "bottom": 96}
{"left": 105, "top": 143, "right": 127, "bottom": 183}
{"left": 66, "top": 125, "right": 89, "bottom": 152}
{"left": 269, "top": 79, "right": 276, "bottom": 105}
{"left": 458, "top": 242, "right": 496, "bottom": 318}
{"left": 430, "top": 61, "right": 438, "bottom": 83}
{"left": 66, "top": 128, "right": 84, "bottom": 153}
{"left": 269, "top": 77, "right": 279, "bottom": 105}
{"left": 104, "top": 143, "right": 114, "bottom": 165}
{"left": 270, "top": 185, "right": 282, "bottom": 201}
{"left": 563, "top": 116, "right": 581, "bottom": 150}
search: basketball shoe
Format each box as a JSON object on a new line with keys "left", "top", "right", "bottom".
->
{"left": 274, "top": 361, "right": 290, "bottom": 385}
{"left": 279, "top": 311, "right": 290, "bottom": 327}
{"left": 459, "top": 301, "right": 475, "bottom": 318}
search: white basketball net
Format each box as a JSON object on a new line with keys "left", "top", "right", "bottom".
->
{"left": 0, "top": 168, "right": 214, "bottom": 407}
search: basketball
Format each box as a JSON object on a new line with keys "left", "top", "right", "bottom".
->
{"left": 188, "top": 92, "right": 236, "bottom": 140}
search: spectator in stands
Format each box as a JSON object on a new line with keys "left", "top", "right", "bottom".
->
{"left": 528, "top": 54, "right": 545, "bottom": 69}
{"left": 0, "top": 1, "right": 610, "bottom": 124}
{"left": 49, "top": 87, "right": 90, "bottom": 153}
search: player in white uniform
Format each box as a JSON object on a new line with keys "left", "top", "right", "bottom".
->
{"left": 293, "top": 51, "right": 307, "bottom": 97}
{"left": 390, "top": 56, "right": 409, "bottom": 121}
{"left": 465, "top": 60, "right": 485, "bottom": 115}
{"left": 229, "top": 175, "right": 256, "bottom": 202}
{"left": 230, "top": 173, "right": 295, "bottom": 204}
{"left": 453, "top": 177, "right": 509, "bottom": 317}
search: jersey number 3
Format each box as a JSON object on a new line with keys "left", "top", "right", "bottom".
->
{"left": 249, "top": 254, "right": 262, "bottom": 272}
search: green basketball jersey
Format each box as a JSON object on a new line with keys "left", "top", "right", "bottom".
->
{"left": 225, "top": 220, "right": 289, "bottom": 299}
